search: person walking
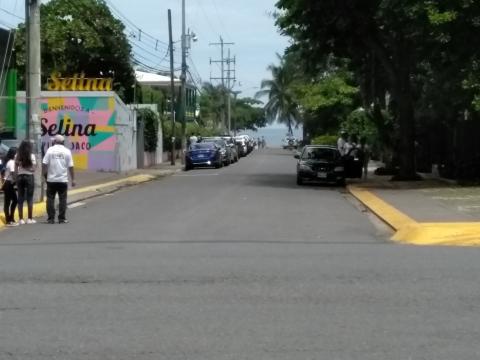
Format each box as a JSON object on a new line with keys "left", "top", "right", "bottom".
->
{"left": 42, "top": 135, "right": 75, "bottom": 224}
{"left": 15, "top": 140, "right": 37, "bottom": 224}
{"left": 2, "top": 148, "right": 18, "bottom": 226}
{"left": 359, "top": 136, "right": 371, "bottom": 179}
{"left": 337, "top": 131, "right": 348, "bottom": 156}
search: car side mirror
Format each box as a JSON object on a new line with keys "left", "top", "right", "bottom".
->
{"left": 294, "top": 154, "right": 300, "bottom": 159}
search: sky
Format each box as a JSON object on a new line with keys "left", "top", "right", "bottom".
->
{"left": 0, "top": 0, "right": 290, "bottom": 100}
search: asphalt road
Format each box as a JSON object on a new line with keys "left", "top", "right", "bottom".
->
{"left": 1, "top": 149, "right": 480, "bottom": 359}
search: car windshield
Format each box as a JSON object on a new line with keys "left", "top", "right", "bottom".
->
{"left": 302, "top": 148, "right": 338, "bottom": 161}
{"left": 190, "top": 143, "right": 215, "bottom": 150}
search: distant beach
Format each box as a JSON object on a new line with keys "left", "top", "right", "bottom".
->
{"left": 240, "top": 127, "right": 303, "bottom": 148}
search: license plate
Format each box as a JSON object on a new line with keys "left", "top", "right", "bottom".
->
{"left": 317, "top": 172, "right": 327, "bottom": 179}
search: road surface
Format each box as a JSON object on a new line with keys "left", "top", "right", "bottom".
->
{"left": 1, "top": 149, "right": 480, "bottom": 359}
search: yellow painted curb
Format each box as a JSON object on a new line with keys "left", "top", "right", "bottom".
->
{"left": 0, "top": 174, "right": 156, "bottom": 230}
{"left": 348, "top": 186, "right": 417, "bottom": 230}
{"left": 348, "top": 185, "right": 480, "bottom": 246}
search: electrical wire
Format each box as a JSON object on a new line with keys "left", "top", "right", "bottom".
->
{"left": 197, "top": 0, "right": 221, "bottom": 38}
{"left": 104, "top": 0, "right": 169, "bottom": 50}
{"left": 210, "top": 0, "right": 233, "bottom": 41}
{"left": 61, "top": 0, "right": 174, "bottom": 75}
{"left": 0, "top": 28, "right": 13, "bottom": 91}
{"left": 0, "top": 6, "right": 23, "bottom": 20}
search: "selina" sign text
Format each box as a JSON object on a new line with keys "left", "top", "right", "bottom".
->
{"left": 46, "top": 72, "right": 113, "bottom": 91}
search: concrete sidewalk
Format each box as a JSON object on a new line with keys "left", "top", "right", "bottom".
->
{"left": 0, "top": 163, "right": 183, "bottom": 228}
{"left": 348, "top": 165, "right": 480, "bottom": 246}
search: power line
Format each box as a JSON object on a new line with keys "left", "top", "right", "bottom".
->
{"left": 60, "top": 0, "right": 175, "bottom": 75}
{"left": 0, "top": 6, "right": 24, "bottom": 20}
{"left": 105, "top": 0, "right": 169, "bottom": 49}
{"left": 210, "top": 0, "right": 233, "bottom": 41}
{"left": 197, "top": 0, "right": 221, "bottom": 38}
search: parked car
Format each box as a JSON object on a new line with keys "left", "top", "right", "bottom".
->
{"left": 282, "top": 135, "right": 299, "bottom": 149}
{"left": 295, "top": 145, "right": 346, "bottom": 186}
{"left": 0, "top": 141, "right": 19, "bottom": 173}
{"left": 185, "top": 142, "right": 223, "bottom": 170}
{"left": 235, "top": 136, "right": 248, "bottom": 157}
{"left": 200, "top": 138, "right": 232, "bottom": 166}
{"left": 237, "top": 134, "right": 254, "bottom": 153}
{"left": 221, "top": 136, "right": 239, "bottom": 163}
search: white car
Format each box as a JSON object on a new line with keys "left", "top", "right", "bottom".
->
{"left": 282, "top": 136, "right": 299, "bottom": 149}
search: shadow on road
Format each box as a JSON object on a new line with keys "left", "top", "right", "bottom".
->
{"left": 245, "top": 173, "right": 344, "bottom": 191}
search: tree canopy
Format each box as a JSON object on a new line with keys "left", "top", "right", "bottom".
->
{"left": 14, "top": 0, "right": 134, "bottom": 101}
{"left": 274, "top": 0, "right": 480, "bottom": 179}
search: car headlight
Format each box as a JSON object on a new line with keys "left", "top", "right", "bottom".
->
{"left": 334, "top": 166, "right": 344, "bottom": 172}
{"left": 299, "top": 163, "right": 312, "bottom": 171}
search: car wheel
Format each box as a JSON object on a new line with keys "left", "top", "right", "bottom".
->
{"left": 297, "top": 176, "right": 303, "bottom": 185}
{"left": 337, "top": 179, "right": 346, "bottom": 187}
{"left": 185, "top": 164, "right": 193, "bottom": 171}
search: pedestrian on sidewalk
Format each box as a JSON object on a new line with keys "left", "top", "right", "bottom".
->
{"left": 15, "top": 140, "right": 37, "bottom": 224}
{"left": 42, "top": 135, "right": 76, "bottom": 224}
{"left": 337, "top": 131, "right": 348, "bottom": 156}
{"left": 2, "top": 148, "right": 18, "bottom": 226}
{"left": 359, "top": 136, "right": 371, "bottom": 179}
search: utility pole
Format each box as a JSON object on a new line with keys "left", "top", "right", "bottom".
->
{"left": 226, "top": 49, "right": 236, "bottom": 134}
{"left": 168, "top": 9, "right": 176, "bottom": 166}
{"left": 210, "top": 37, "right": 234, "bottom": 133}
{"left": 25, "top": 0, "right": 42, "bottom": 202}
{"left": 180, "top": 0, "right": 187, "bottom": 164}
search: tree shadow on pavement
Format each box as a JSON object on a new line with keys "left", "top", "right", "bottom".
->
{"left": 245, "top": 173, "right": 344, "bottom": 191}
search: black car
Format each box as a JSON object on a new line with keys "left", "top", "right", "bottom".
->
{"left": 295, "top": 145, "right": 350, "bottom": 186}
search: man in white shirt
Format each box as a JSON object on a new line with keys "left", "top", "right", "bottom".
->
{"left": 337, "top": 131, "right": 348, "bottom": 156}
{"left": 42, "top": 135, "right": 75, "bottom": 224}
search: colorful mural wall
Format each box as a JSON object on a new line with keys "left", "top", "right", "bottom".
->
{"left": 17, "top": 95, "right": 119, "bottom": 171}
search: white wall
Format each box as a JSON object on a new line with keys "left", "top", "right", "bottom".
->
{"left": 135, "top": 104, "right": 163, "bottom": 167}
{"left": 115, "top": 94, "right": 137, "bottom": 172}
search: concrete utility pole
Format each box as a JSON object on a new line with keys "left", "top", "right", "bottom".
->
{"left": 210, "top": 37, "right": 234, "bottom": 133}
{"left": 180, "top": 0, "right": 187, "bottom": 164}
{"left": 226, "top": 49, "right": 236, "bottom": 134}
{"left": 25, "top": 0, "right": 43, "bottom": 202}
{"left": 168, "top": 9, "right": 176, "bottom": 166}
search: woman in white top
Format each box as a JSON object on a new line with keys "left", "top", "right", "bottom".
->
{"left": 2, "top": 148, "right": 18, "bottom": 226}
{"left": 15, "top": 140, "right": 37, "bottom": 224}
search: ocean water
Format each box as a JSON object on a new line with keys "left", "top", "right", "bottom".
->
{"left": 240, "top": 126, "right": 303, "bottom": 148}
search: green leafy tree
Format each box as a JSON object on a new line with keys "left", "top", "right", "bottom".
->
{"left": 14, "top": 0, "right": 134, "bottom": 101}
{"left": 137, "top": 108, "right": 159, "bottom": 153}
{"left": 256, "top": 55, "right": 299, "bottom": 134}
{"left": 275, "top": 0, "right": 479, "bottom": 179}
{"left": 232, "top": 98, "right": 267, "bottom": 131}
{"left": 198, "top": 83, "right": 224, "bottom": 129}
{"left": 291, "top": 69, "right": 359, "bottom": 137}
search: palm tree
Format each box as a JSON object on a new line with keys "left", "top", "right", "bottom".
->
{"left": 199, "top": 83, "right": 224, "bottom": 129}
{"left": 255, "top": 55, "right": 298, "bottom": 134}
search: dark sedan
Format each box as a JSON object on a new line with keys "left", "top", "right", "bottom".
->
{"left": 295, "top": 145, "right": 346, "bottom": 186}
{"left": 186, "top": 142, "right": 223, "bottom": 170}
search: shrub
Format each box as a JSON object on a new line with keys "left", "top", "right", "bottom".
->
{"left": 138, "top": 108, "right": 159, "bottom": 152}
{"left": 311, "top": 135, "right": 337, "bottom": 146}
